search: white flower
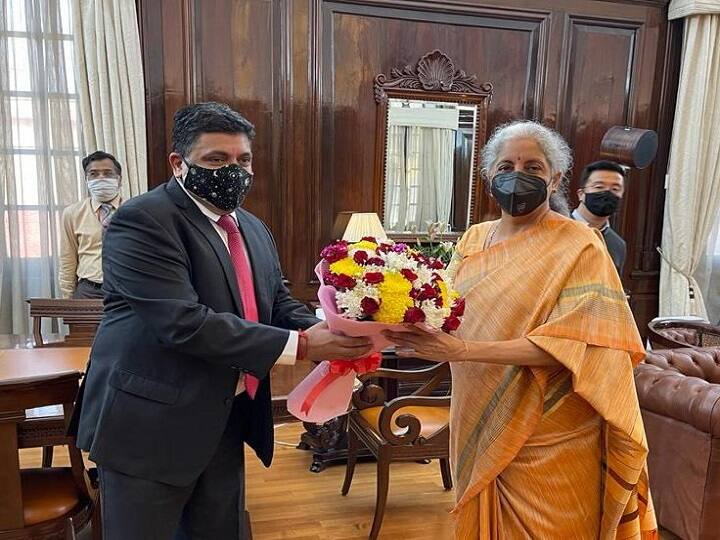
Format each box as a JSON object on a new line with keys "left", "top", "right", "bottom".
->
{"left": 335, "top": 282, "right": 380, "bottom": 319}
{"left": 384, "top": 251, "right": 416, "bottom": 271}
{"left": 421, "top": 301, "right": 450, "bottom": 330}
{"left": 414, "top": 266, "right": 433, "bottom": 286}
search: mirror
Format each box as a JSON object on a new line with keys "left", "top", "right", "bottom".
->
{"left": 373, "top": 50, "right": 493, "bottom": 239}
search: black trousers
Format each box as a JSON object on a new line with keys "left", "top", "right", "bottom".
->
{"left": 98, "top": 396, "right": 250, "bottom": 540}
{"left": 72, "top": 279, "right": 104, "bottom": 299}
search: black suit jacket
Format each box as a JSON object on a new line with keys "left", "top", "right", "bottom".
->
{"left": 601, "top": 226, "right": 627, "bottom": 276}
{"left": 570, "top": 211, "right": 627, "bottom": 276}
{"left": 71, "top": 178, "right": 318, "bottom": 486}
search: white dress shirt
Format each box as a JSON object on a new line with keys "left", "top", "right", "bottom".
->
{"left": 571, "top": 208, "right": 609, "bottom": 232}
{"left": 177, "top": 179, "right": 297, "bottom": 394}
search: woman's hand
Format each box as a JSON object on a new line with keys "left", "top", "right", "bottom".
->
{"left": 382, "top": 325, "right": 468, "bottom": 362}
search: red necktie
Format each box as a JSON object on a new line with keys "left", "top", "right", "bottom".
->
{"left": 217, "top": 215, "right": 260, "bottom": 399}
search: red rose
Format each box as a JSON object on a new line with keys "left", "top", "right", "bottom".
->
{"left": 361, "top": 236, "right": 377, "bottom": 243}
{"left": 377, "top": 243, "right": 394, "bottom": 253}
{"left": 416, "top": 283, "right": 438, "bottom": 301}
{"left": 367, "top": 257, "right": 385, "bottom": 266}
{"left": 363, "top": 272, "right": 385, "bottom": 285}
{"left": 451, "top": 298, "right": 466, "bottom": 317}
{"left": 320, "top": 241, "right": 349, "bottom": 263}
{"left": 400, "top": 269, "right": 418, "bottom": 282}
{"left": 361, "top": 297, "right": 380, "bottom": 315}
{"left": 431, "top": 272, "right": 443, "bottom": 282}
{"left": 442, "top": 315, "right": 461, "bottom": 333}
{"left": 353, "top": 250, "right": 369, "bottom": 264}
{"left": 328, "top": 273, "right": 356, "bottom": 290}
{"left": 435, "top": 296, "right": 444, "bottom": 308}
{"left": 429, "top": 259, "right": 444, "bottom": 270}
{"left": 403, "top": 307, "right": 426, "bottom": 323}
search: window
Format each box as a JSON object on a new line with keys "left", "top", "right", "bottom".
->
{"left": 697, "top": 221, "right": 720, "bottom": 325}
{"left": 1, "top": 0, "right": 84, "bottom": 332}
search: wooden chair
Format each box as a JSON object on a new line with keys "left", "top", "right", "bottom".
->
{"left": 27, "top": 298, "right": 104, "bottom": 348}
{"left": 0, "top": 371, "right": 101, "bottom": 540}
{"left": 25, "top": 299, "right": 102, "bottom": 467}
{"left": 341, "top": 362, "right": 451, "bottom": 540}
{"left": 647, "top": 319, "right": 720, "bottom": 350}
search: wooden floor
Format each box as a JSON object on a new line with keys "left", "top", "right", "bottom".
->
{"left": 18, "top": 422, "right": 679, "bottom": 539}
{"left": 1, "top": 350, "right": 682, "bottom": 539}
{"left": 19, "top": 422, "right": 455, "bottom": 539}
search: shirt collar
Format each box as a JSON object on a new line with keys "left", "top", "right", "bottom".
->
{"left": 176, "top": 176, "right": 237, "bottom": 225}
{"left": 572, "top": 208, "right": 610, "bottom": 232}
{"left": 90, "top": 194, "right": 122, "bottom": 213}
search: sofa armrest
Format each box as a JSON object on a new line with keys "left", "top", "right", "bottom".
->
{"left": 635, "top": 363, "right": 720, "bottom": 437}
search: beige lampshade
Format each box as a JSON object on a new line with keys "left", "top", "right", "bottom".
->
{"left": 333, "top": 212, "right": 388, "bottom": 242}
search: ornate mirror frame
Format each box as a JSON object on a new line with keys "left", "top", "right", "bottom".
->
{"left": 373, "top": 50, "right": 494, "bottom": 240}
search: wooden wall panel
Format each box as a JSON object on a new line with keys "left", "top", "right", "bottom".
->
{"left": 138, "top": 0, "right": 680, "bottom": 337}
{"left": 559, "top": 21, "right": 637, "bottom": 190}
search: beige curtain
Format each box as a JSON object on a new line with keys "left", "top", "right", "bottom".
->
{"left": 669, "top": 0, "right": 720, "bottom": 19}
{"left": 72, "top": 0, "right": 147, "bottom": 198}
{"left": 0, "top": 0, "right": 84, "bottom": 335}
{"left": 383, "top": 126, "right": 455, "bottom": 233}
{"left": 659, "top": 9, "right": 720, "bottom": 317}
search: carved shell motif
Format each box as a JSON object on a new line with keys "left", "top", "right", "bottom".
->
{"left": 373, "top": 49, "right": 494, "bottom": 103}
{"left": 417, "top": 50, "right": 455, "bottom": 91}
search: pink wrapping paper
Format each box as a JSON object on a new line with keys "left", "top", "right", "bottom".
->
{"left": 286, "top": 361, "right": 356, "bottom": 423}
{"left": 286, "top": 355, "right": 381, "bottom": 423}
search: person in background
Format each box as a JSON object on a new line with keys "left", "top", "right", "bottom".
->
{"left": 572, "top": 159, "right": 627, "bottom": 275}
{"left": 59, "top": 150, "right": 123, "bottom": 299}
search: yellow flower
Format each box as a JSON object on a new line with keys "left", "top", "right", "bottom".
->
{"left": 437, "top": 278, "right": 460, "bottom": 307}
{"left": 349, "top": 240, "right": 378, "bottom": 251}
{"left": 329, "top": 257, "right": 363, "bottom": 277}
{"left": 374, "top": 271, "right": 413, "bottom": 323}
{"left": 438, "top": 280, "right": 449, "bottom": 306}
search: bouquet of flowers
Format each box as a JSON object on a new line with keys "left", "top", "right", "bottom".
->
{"left": 287, "top": 236, "right": 464, "bottom": 423}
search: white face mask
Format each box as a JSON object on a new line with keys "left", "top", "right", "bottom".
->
{"left": 87, "top": 177, "right": 120, "bottom": 202}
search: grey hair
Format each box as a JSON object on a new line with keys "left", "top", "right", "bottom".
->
{"left": 481, "top": 120, "right": 573, "bottom": 215}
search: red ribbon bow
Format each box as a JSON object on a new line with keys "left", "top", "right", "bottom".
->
{"left": 300, "top": 353, "right": 382, "bottom": 416}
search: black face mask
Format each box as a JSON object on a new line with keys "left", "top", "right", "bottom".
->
{"left": 491, "top": 171, "right": 548, "bottom": 217}
{"left": 181, "top": 158, "right": 253, "bottom": 212}
{"left": 584, "top": 190, "right": 621, "bottom": 217}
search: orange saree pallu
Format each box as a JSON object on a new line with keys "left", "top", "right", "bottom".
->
{"left": 450, "top": 216, "right": 657, "bottom": 539}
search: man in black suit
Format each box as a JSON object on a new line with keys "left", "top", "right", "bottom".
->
{"left": 572, "top": 159, "right": 627, "bottom": 275}
{"left": 71, "top": 102, "right": 372, "bottom": 539}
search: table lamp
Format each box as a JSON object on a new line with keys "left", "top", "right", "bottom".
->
{"left": 331, "top": 212, "right": 388, "bottom": 242}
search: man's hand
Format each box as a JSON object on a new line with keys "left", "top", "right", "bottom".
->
{"left": 304, "top": 321, "right": 373, "bottom": 362}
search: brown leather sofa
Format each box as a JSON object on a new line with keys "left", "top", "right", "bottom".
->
{"left": 647, "top": 319, "right": 720, "bottom": 350}
{"left": 634, "top": 347, "right": 720, "bottom": 540}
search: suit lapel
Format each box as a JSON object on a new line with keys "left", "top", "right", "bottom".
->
{"left": 166, "top": 179, "right": 245, "bottom": 317}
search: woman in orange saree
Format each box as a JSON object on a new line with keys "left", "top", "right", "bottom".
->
{"left": 385, "top": 121, "right": 656, "bottom": 539}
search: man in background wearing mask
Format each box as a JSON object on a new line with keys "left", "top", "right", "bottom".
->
{"left": 59, "top": 150, "right": 123, "bottom": 298}
{"left": 572, "top": 160, "right": 626, "bottom": 275}
{"left": 70, "top": 102, "right": 373, "bottom": 539}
